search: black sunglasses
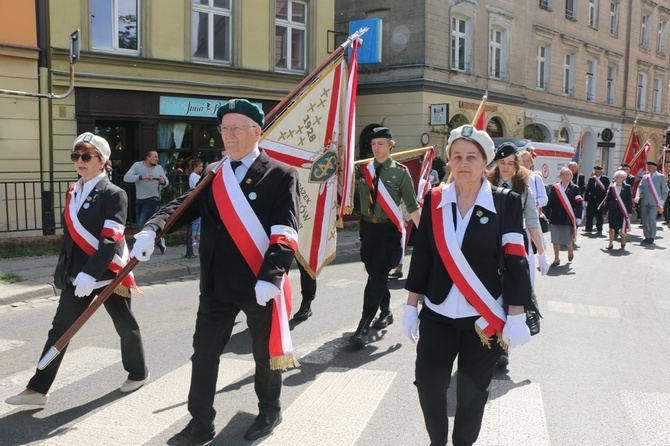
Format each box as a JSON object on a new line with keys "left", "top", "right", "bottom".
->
{"left": 70, "top": 152, "right": 100, "bottom": 163}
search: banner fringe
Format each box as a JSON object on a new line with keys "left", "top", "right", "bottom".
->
{"left": 270, "top": 354, "right": 301, "bottom": 371}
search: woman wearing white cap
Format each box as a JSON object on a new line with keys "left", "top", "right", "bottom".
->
{"left": 5, "top": 133, "right": 149, "bottom": 407}
{"left": 402, "top": 125, "right": 534, "bottom": 446}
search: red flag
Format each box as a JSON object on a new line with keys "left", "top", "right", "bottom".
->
{"left": 622, "top": 126, "right": 640, "bottom": 166}
{"left": 474, "top": 109, "right": 487, "bottom": 131}
{"left": 630, "top": 140, "right": 650, "bottom": 197}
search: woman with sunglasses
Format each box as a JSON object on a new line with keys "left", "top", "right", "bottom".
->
{"left": 5, "top": 133, "right": 149, "bottom": 407}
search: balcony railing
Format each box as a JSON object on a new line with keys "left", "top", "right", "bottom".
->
{"left": 0, "top": 171, "right": 191, "bottom": 235}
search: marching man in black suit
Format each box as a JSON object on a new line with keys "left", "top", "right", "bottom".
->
{"left": 584, "top": 166, "right": 610, "bottom": 234}
{"left": 131, "top": 99, "right": 300, "bottom": 445}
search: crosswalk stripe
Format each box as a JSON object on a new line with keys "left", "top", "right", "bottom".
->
{"left": 0, "top": 346, "right": 120, "bottom": 417}
{"left": 0, "top": 338, "right": 25, "bottom": 353}
{"left": 37, "top": 358, "right": 256, "bottom": 446}
{"left": 620, "top": 390, "right": 670, "bottom": 445}
{"left": 262, "top": 367, "right": 396, "bottom": 445}
{"left": 477, "top": 381, "right": 550, "bottom": 445}
{"left": 547, "top": 300, "right": 620, "bottom": 318}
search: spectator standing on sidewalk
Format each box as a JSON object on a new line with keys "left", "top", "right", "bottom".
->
{"left": 188, "top": 159, "right": 204, "bottom": 252}
{"left": 124, "top": 150, "right": 169, "bottom": 254}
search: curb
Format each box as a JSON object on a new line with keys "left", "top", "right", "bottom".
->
{"left": 0, "top": 240, "right": 360, "bottom": 307}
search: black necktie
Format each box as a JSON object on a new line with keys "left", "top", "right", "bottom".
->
{"left": 370, "top": 164, "right": 382, "bottom": 210}
{"left": 230, "top": 160, "right": 242, "bottom": 172}
{"left": 501, "top": 181, "right": 509, "bottom": 189}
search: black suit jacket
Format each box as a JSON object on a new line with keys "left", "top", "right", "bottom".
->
{"left": 574, "top": 173, "right": 586, "bottom": 196}
{"left": 605, "top": 183, "right": 633, "bottom": 214}
{"left": 54, "top": 177, "right": 129, "bottom": 289}
{"left": 546, "top": 182, "right": 583, "bottom": 225}
{"left": 406, "top": 186, "right": 532, "bottom": 309}
{"left": 147, "top": 150, "right": 299, "bottom": 303}
{"left": 585, "top": 175, "right": 610, "bottom": 203}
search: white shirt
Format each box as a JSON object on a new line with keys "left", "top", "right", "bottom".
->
{"left": 73, "top": 172, "right": 106, "bottom": 212}
{"left": 528, "top": 171, "right": 548, "bottom": 208}
{"left": 426, "top": 179, "right": 503, "bottom": 319}
{"left": 232, "top": 147, "right": 261, "bottom": 184}
{"left": 189, "top": 172, "right": 201, "bottom": 189}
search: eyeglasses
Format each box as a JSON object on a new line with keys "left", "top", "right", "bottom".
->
{"left": 216, "top": 124, "right": 258, "bottom": 135}
{"left": 70, "top": 152, "right": 101, "bottom": 163}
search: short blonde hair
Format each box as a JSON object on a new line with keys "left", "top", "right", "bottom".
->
{"left": 559, "top": 166, "right": 573, "bottom": 179}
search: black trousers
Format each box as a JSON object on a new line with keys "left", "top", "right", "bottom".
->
{"left": 187, "top": 293, "right": 281, "bottom": 431}
{"left": 296, "top": 261, "right": 317, "bottom": 303}
{"left": 28, "top": 284, "right": 147, "bottom": 395}
{"left": 585, "top": 202, "right": 604, "bottom": 232}
{"left": 359, "top": 220, "right": 402, "bottom": 317}
{"left": 415, "top": 307, "right": 502, "bottom": 446}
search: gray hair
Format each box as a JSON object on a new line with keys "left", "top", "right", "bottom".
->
{"left": 613, "top": 170, "right": 627, "bottom": 181}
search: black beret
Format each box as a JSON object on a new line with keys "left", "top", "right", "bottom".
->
{"left": 216, "top": 99, "right": 264, "bottom": 127}
{"left": 593, "top": 165, "right": 603, "bottom": 170}
{"left": 370, "top": 127, "right": 393, "bottom": 140}
{"left": 621, "top": 163, "right": 631, "bottom": 168}
{"left": 494, "top": 142, "right": 518, "bottom": 161}
{"left": 646, "top": 160, "right": 658, "bottom": 166}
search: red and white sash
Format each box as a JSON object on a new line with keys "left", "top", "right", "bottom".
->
{"left": 611, "top": 185, "right": 631, "bottom": 234}
{"left": 594, "top": 175, "right": 606, "bottom": 193}
{"left": 211, "top": 160, "right": 299, "bottom": 371}
{"left": 554, "top": 183, "right": 578, "bottom": 239}
{"left": 645, "top": 174, "right": 662, "bottom": 207}
{"left": 430, "top": 186, "right": 507, "bottom": 338}
{"left": 64, "top": 183, "right": 138, "bottom": 292}
{"left": 362, "top": 162, "right": 407, "bottom": 254}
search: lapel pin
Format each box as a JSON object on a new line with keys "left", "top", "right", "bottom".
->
{"left": 248, "top": 192, "right": 257, "bottom": 200}
{"left": 83, "top": 202, "right": 90, "bottom": 209}
{"left": 245, "top": 178, "right": 252, "bottom": 184}
{"left": 475, "top": 210, "right": 483, "bottom": 217}
{"left": 480, "top": 216, "right": 489, "bottom": 224}
{"left": 86, "top": 196, "right": 92, "bottom": 202}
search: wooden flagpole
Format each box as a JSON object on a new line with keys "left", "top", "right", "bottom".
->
{"left": 471, "top": 91, "right": 488, "bottom": 126}
{"left": 37, "top": 29, "right": 369, "bottom": 370}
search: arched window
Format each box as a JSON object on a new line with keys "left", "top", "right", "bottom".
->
{"left": 449, "top": 114, "right": 469, "bottom": 128}
{"left": 559, "top": 128, "right": 570, "bottom": 143}
{"left": 487, "top": 117, "right": 503, "bottom": 137}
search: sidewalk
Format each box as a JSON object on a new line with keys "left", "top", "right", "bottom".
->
{"left": 0, "top": 229, "right": 361, "bottom": 307}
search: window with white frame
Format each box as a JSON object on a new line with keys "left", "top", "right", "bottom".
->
{"left": 452, "top": 16, "right": 471, "bottom": 72}
{"left": 537, "top": 45, "right": 550, "bottom": 90}
{"left": 90, "top": 0, "right": 140, "bottom": 54}
{"left": 539, "top": 0, "right": 551, "bottom": 11}
{"left": 641, "top": 12, "right": 651, "bottom": 47}
{"left": 489, "top": 27, "right": 508, "bottom": 80}
{"left": 563, "top": 53, "right": 575, "bottom": 96}
{"left": 609, "top": 2, "right": 619, "bottom": 36}
{"left": 653, "top": 77, "right": 662, "bottom": 113}
{"left": 637, "top": 72, "right": 648, "bottom": 111}
{"left": 589, "top": 0, "right": 599, "bottom": 28}
{"left": 192, "top": 0, "right": 232, "bottom": 63}
{"left": 606, "top": 65, "right": 616, "bottom": 105}
{"left": 275, "top": 0, "right": 307, "bottom": 72}
{"left": 658, "top": 19, "right": 668, "bottom": 53}
{"left": 566, "top": 0, "right": 576, "bottom": 20}
{"left": 586, "top": 59, "right": 597, "bottom": 102}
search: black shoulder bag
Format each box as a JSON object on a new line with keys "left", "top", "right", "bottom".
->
{"left": 494, "top": 188, "right": 542, "bottom": 336}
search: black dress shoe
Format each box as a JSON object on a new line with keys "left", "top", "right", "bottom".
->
{"left": 167, "top": 425, "right": 215, "bottom": 446}
{"left": 373, "top": 311, "right": 394, "bottom": 329}
{"left": 349, "top": 315, "right": 373, "bottom": 346}
{"left": 293, "top": 304, "right": 312, "bottom": 321}
{"left": 244, "top": 413, "right": 282, "bottom": 441}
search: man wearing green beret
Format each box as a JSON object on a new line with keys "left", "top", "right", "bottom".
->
{"left": 131, "top": 98, "right": 300, "bottom": 444}
{"left": 350, "top": 126, "right": 421, "bottom": 346}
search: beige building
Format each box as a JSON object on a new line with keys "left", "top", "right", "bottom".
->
{"left": 336, "top": 0, "right": 670, "bottom": 174}
{"left": 0, "top": 0, "right": 334, "bottom": 236}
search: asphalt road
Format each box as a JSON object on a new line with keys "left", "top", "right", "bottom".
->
{"left": 1, "top": 224, "right": 669, "bottom": 445}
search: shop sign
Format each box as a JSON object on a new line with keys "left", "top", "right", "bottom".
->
{"left": 159, "top": 97, "right": 264, "bottom": 118}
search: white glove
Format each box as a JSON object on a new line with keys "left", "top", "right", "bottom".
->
{"left": 255, "top": 280, "right": 280, "bottom": 306}
{"left": 537, "top": 252, "right": 551, "bottom": 276}
{"left": 634, "top": 197, "right": 640, "bottom": 204}
{"left": 575, "top": 218, "right": 582, "bottom": 226}
{"left": 73, "top": 272, "right": 97, "bottom": 297}
{"left": 402, "top": 304, "right": 419, "bottom": 343}
{"left": 502, "top": 313, "right": 531, "bottom": 348}
{"left": 131, "top": 230, "right": 156, "bottom": 261}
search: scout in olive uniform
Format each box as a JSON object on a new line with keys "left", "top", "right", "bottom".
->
{"left": 350, "top": 127, "right": 421, "bottom": 346}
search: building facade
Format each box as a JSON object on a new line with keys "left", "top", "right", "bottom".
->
{"left": 336, "top": 0, "right": 670, "bottom": 175}
{"left": 0, "top": 0, "right": 333, "bottom": 235}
